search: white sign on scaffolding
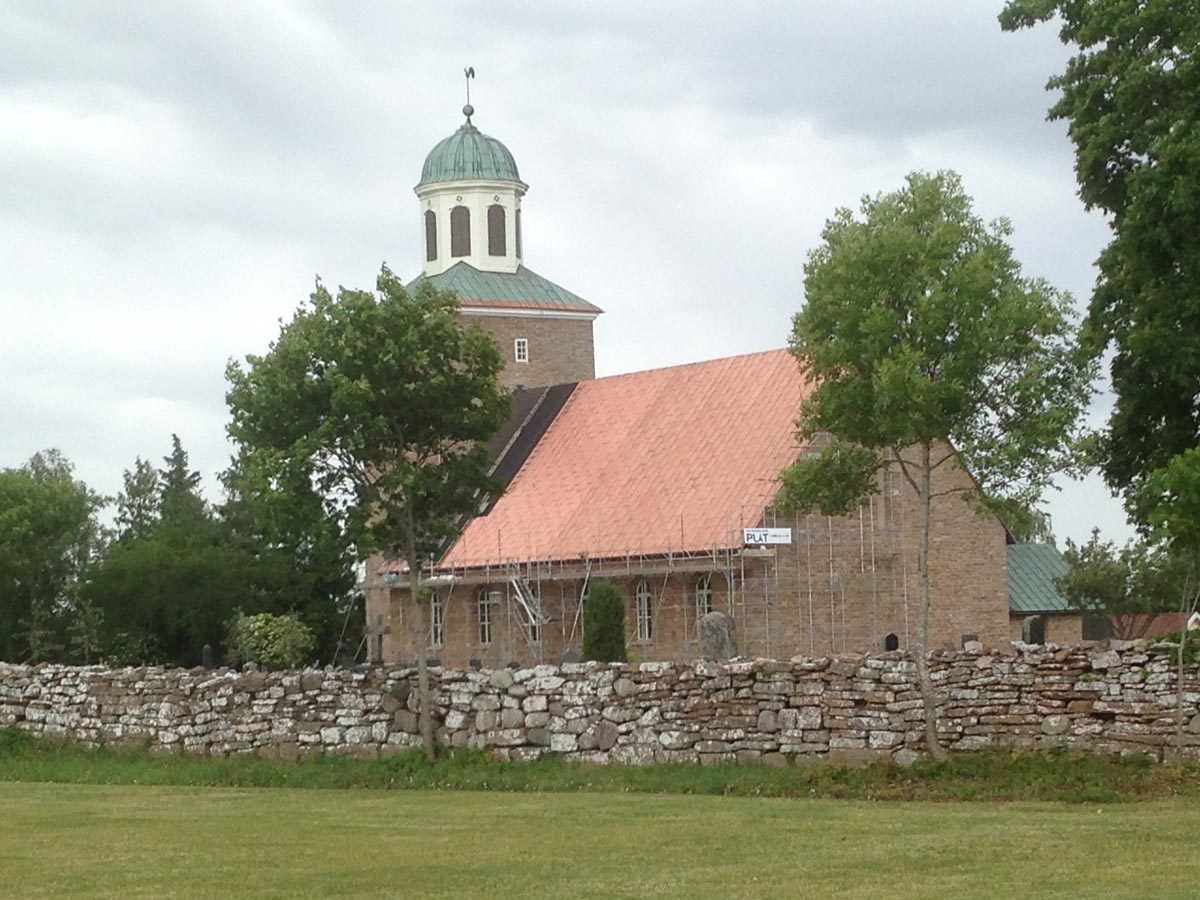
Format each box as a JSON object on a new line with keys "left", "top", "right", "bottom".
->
{"left": 743, "top": 527, "right": 793, "bottom": 546}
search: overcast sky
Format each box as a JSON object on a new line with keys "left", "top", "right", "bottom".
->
{"left": 1, "top": 1, "right": 1130, "bottom": 545}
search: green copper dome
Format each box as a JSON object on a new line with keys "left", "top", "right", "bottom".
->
{"left": 418, "top": 119, "right": 523, "bottom": 188}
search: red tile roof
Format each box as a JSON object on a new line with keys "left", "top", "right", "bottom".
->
{"left": 437, "top": 348, "right": 812, "bottom": 571}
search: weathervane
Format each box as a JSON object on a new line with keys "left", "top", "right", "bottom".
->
{"left": 463, "top": 66, "right": 476, "bottom": 122}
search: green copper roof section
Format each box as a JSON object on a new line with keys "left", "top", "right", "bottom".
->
{"left": 410, "top": 262, "right": 602, "bottom": 314}
{"left": 418, "top": 122, "right": 523, "bottom": 187}
{"left": 1008, "top": 542, "right": 1071, "bottom": 614}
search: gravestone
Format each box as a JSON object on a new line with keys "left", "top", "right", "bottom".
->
{"left": 201, "top": 644, "right": 215, "bottom": 669}
{"left": 699, "top": 612, "right": 737, "bottom": 661}
{"left": 560, "top": 646, "right": 580, "bottom": 664}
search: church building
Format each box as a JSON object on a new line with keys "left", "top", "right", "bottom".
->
{"left": 364, "top": 102, "right": 1074, "bottom": 668}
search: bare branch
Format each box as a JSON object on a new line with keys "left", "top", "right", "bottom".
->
{"left": 889, "top": 445, "right": 923, "bottom": 497}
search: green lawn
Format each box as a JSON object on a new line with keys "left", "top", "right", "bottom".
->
{"left": 3, "top": 782, "right": 1199, "bottom": 899}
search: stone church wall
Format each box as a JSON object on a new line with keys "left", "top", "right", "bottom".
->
{"left": 3, "top": 641, "right": 1199, "bottom": 764}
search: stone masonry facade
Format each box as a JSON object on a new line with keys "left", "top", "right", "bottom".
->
{"left": 3, "top": 641, "right": 1199, "bottom": 765}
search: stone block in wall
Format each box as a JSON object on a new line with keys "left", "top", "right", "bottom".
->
{"left": 658, "top": 730, "right": 697, "bottom": 750}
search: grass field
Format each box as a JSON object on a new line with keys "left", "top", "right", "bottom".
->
{"left": 4, "top": 782, "right": 1200, "bottom": 899}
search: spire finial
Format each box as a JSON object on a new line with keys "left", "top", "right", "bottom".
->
{"left": 463, "top": 66, "right": 475, "bottom": 122}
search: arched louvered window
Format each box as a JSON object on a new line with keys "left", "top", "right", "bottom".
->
{"left": 424, "top": 210, "right": 437, "bottom": 262}
{"left": 487, "top": 204, "right": 506, "bottom": 256}
{"left": 515, "top": 208, "right": 522, "bottom": 259}
{"left": 450, "top": 206, "right": 471, "bottom": 257}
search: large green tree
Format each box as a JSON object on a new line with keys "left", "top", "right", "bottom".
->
{"left": 0, "top": 450, "right": 105, "bottom": 662}
{"left": 1000, "top": 1, "right": 1200, "bottom": 505}
{"left": 780, "top": 171, "right": 1092, "bottom": 758}
{"left": 226, "top": 266, "right": 509, "bottom": 761}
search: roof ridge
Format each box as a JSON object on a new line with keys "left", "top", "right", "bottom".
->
{"left": 589, "top": 346, "right": 792, "bottom": 384}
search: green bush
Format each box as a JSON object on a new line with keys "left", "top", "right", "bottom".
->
{"left": 225, "top": 612, "right": 316, "bottom": 669}
{"left": 583, "top": 582, "right": 626, "bottom": 662}
{"left": 103, "top": 631, "right": 163, "bottom": 667}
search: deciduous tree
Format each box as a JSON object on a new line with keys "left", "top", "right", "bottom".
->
{"left": 1058, "top": 529, "right": 1179, "bottom": 639}
{"left": 0, "top": 451, "right": 105, "bottom": 661}
{"left": 1000, "top": 1, "right": 1200, "bottom": 505}
{"left": 226, "top": 266, "right": 508, "bottom": 762}
{"left": 1135, "top": 448, "right": 1200, "bottom": 762}
{"left": 779, "top": 172, "right": 1092, "bottom": 759}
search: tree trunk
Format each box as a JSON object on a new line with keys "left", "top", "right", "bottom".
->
{"left": 914, "top": 442, "right": 947, "bottom": 761}
{"left": 1174, "top": 570, "right": 1198, "bottom": 766}
{"left": 404, "top": 537, "right": 437, "bottom": 764}
{"left": 1175, "top": 623, "right": 1186, "bottom": 766}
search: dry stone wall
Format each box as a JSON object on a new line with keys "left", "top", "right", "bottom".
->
{"left": 3, "top": 641, "right": 1199, "bottom": 764}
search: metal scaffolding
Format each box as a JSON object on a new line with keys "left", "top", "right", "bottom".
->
{"left": 367, "top": 453, "right": 917, "bottom": 664}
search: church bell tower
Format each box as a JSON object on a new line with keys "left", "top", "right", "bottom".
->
{"left": 411, "top": 80, "right": 601, "bottom": 391}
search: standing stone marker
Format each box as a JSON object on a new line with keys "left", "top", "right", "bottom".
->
{"left": 699, "top": 612, "right": 737, "bottom": 660}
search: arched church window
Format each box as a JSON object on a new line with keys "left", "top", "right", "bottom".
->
{"left": 424, "top": 210, "right": 437, "bottom": 262}
{"left": 884, "top": 633, "right": 899, "bottom": 651}
{"left": 429, "top": 591, "right": 444, "bottom": 647}
{"left": 478, "top": 589, "right": 499, "bottom": 645}
{"left": 487, "top": 204, "right": 506, "bottom": 256}
{"left": 450, "top": 206, "right": 471, "bottom": 258}
{"left": 635, "top": 579, "right": 653, "bottom": 641}
{"left": 515, "top": 208, "right": 522, "bottom": 259}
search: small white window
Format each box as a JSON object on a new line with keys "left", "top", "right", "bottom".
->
{"left": 635, "top": 579, "right": 653, "bottom": 642}
{"left": 478, "top": 589, "right": 499, "bottom": 645}
{"left": 696, "top": 575, "right": 713, "bottom": 619}
{"left": 429, "top": 591, "right": 444, "bottom": 647}
{"left": 514, "top": 338, "right": 529, "bottom": 363}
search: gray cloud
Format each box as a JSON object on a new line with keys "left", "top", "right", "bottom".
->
{"left": 0, "top": 0, "right": 1127, "bottom": 544}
